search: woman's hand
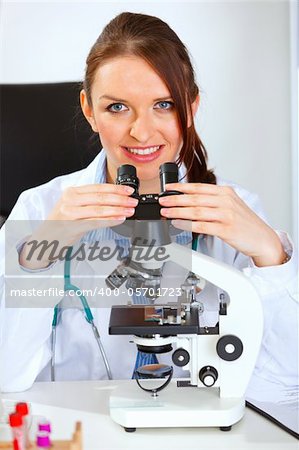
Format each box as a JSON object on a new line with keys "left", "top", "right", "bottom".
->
{"left": 159, "top": 183, "right": 287, "bottom": 267}
{"left": 47, "top": 183, "right": 137, "bottom": 222}
{"left": 19, "top": 184, "right": 138, "bottom": 269}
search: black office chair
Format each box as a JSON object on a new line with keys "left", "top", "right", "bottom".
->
{"left": 0, "top": 82, "right": 101, "bottom": 221}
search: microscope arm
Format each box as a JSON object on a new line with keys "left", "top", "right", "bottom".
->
{"left": 167, "top": 242, "right": 263, "bottom": 398}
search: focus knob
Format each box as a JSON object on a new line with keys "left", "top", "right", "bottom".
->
{"left": 216, "top": 335, "right": 243, "bottom": 361}
{"left": 172, "top": 348, "right": 190, "bottom": 367}
{"left": 199, "top": 366, "right": 218, "bottom": 387}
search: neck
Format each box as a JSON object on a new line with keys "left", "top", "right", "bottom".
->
{"left": 139, "top": 177, "right": 160, "bottom": 194}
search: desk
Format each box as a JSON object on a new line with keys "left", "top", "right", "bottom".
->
{"left": 1, "top": 381, "right": 298, "bottom": 449}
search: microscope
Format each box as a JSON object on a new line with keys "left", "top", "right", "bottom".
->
{"left": 107, "top": 163, "right": 263, "bottom": 432}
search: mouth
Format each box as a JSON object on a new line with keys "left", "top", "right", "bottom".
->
{"left": 123, "top": 145, "right": 162, "bottom": 155}
{"left": 121, "top": 145, "right": 164, "bottom": 162}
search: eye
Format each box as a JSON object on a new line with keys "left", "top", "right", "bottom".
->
{"left": 154, "top": 101, "right": 174, "bottom": 110}
{"left": 106, "top": 103, "right": 128, "bottom": 113}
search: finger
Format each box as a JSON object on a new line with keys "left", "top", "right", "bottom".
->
{"left": 170, "top": 219, "right": 192, "bottom": 232}
{"left": 160, "top": 206, "right": 223, "bottom": 222}
{"left": 84, "top": 217, "right": 126, "bottom": 223}
{"left": 68, "top": 184, "right": 135, "bottom": 196}
{"left": 171, "top": 219, "right": 223, "bottom": 237}
{"left": 70, "top": 192, "right": 139, "bottom": 208}
{"left": 165, "top": 183, "right": 235, "bottom": 197}
{"left": 61, "top": 205, "right": 136, "bottom": 220}
{"left": 159, "top": 194, "right": 220, "bottom": 208}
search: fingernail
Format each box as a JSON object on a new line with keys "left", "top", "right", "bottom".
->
{"left": 125, "top": 208, "right": 135, "bottom": 215}
{"left": 159, "top": 196, "right": 169, "bottom": 204}
{"left": 124, "top": 186, "right": 135, "bottom": 194}
{"left": 160, "top": 208, "right": 170, "bottom": 215}
{"left": 127, "top": 198, "right": 139, "bottom": 206}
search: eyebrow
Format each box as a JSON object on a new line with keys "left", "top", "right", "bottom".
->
{"left": 98, "top": 95, "right": 173, "bottom": 103}
{"left": 98, "top": 95, "right": 127, "bottom": 103}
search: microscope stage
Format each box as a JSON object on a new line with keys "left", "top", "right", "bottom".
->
{"left": 109, "top": 305, "right": 201, "bottom": 335}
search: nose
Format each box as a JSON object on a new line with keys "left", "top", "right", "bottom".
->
{"left": 129, "top": 113, "right": 155, "bottom": 143}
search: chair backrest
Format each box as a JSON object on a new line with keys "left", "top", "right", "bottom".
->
{"left": 0, "top": 82, "right": 100, "bottom": 218}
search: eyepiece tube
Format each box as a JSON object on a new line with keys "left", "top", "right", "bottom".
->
{"left": 117, "top": 164, "right": 136, "bottom": 178}
{"left": 159, "top": 162, "right": 179, "bottom": 193}
{"left": 116, "top": 164, "right": 139, "bottom": 197}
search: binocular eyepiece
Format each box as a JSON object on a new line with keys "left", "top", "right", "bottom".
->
{"left": 115, "top": 162, "right": 181, "bottom": 221}
{"left": 116, "top": 162, "right": 179, "bottom": 198}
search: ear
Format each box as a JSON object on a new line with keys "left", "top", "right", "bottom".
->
{"left": 187, "top": 94, "right": 200, "bottom": 128}
{"left": 80, "top": 89, "right": 98, "bottom": 132}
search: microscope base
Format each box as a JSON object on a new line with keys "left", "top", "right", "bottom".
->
{"left": 110, "top": 380, "right": 245, "bottom": 431}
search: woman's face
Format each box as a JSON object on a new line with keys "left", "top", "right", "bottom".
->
{"left": 81, "top": 56, "right": 186, "bottom": 191}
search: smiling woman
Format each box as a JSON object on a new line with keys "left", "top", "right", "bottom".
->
{"left": 80, "top": 56, "right": 184, "bottom": 191}
{"left": 80, "top": 12, "right": 215, "bottom": 191}
{"left": 0, "top": 11, "right": 297, "bottom": 394}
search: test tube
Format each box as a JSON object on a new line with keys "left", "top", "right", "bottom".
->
{"left": 38, "top": 418, "right": 51, "bottom": 433}
{"left": 36, "top": 431, "right": 51, "bottom": 449}
{"left": 15, "top": 402, "right": 30, "bottom": 448}
{"left": 9, "top": 412, "right": 24, "bottom": 450}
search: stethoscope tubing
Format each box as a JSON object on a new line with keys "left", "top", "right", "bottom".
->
{"left": 51, "top": 247, "right": 112, "bottom": 381}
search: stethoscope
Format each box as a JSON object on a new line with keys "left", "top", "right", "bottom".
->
{"left": 50, "top": 247, "right": 112, "bottom": 381}
{"left": 50, "top": 236, "right": 199, "bottom": 381}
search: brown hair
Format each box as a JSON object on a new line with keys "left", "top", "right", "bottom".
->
{"left": 83, "top": 12, "right": 216, "bottom": 184}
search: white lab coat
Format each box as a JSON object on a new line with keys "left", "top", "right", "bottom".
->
{"left": 0, "top": 151, "right": 298, "bottom": 395}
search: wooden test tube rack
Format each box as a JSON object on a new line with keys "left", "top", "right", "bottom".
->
{"left": 0, "top": 421, "right": 82, "bottom": 450}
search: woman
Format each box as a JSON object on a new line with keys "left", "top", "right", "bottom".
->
{"left": 0, "top": 12, "right": 297, "bottom": 393}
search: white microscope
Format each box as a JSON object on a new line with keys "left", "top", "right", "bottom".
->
{"left": 107, "top": 163, "right": 263, "bottom": 432}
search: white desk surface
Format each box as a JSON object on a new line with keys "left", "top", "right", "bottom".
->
{"left": 1, "top": 380, "right": 298, "bottom": 450}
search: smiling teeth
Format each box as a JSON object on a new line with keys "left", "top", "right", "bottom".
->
{"left": 126, "top": 145, "right": 161, "bottom": 155}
